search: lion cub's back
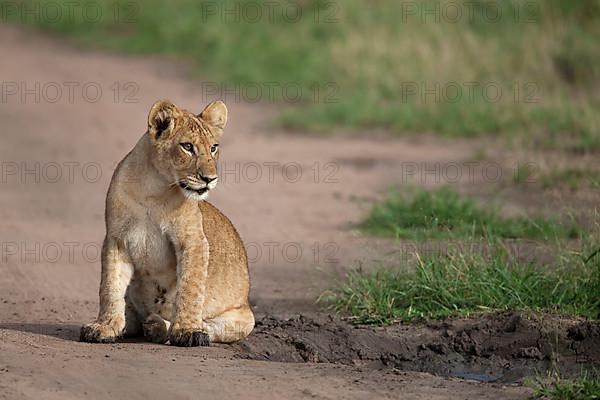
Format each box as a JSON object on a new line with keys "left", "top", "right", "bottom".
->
{"left": 199, "top": 201, "right": 251, "bottom": 314}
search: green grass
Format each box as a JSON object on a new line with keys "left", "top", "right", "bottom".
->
{"left": 541, "top": 169, "right": 600, "bottom": 190}
{"left": 3, "top": 0, "right": 600, "bottom": 149}
{"left": 330, "top": 184, "right": 598, "bottom": 325}
{"left": 513, "top": 163, "right": 539, "bottom": 185}
{"left": 324, "top": 246, "right": 600, "bottom": 324}
{"left": 359, "top": 187, "right": 579, "bottom": 240}
{"left": 531, "top": 374, "right": 600, "bottom": 400}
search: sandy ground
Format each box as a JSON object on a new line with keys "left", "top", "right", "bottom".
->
{"left": 0, "top": 24, "right": 536, "bottom": 399}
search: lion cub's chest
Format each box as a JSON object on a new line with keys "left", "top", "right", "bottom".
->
{"left": 125, "top": 218, "right": 177, "bottom": 275}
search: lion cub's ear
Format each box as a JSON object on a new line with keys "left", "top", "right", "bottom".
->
{"left": 148, "top": 100, "right": 180, "bottom": 140}
{"left": 199, "top": 101, "right": 228, "bottom": 131}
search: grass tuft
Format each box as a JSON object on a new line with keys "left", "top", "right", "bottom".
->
{"left": 359, "top": 187, "right": 579, "bottom": 240}
{"left": 541, "top": 169, "right": 600, "bottom": 190}
{"left": 530, "top": 374, "right": 600, "bottom": 400}
{"left": 324, "top": 248, "right": 600, "bottom": 324}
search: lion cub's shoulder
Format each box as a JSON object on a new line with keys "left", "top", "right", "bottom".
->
{"left": 198, "top": 201, "right": 246, "bottom": 258}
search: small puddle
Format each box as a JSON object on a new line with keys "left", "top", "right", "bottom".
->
{"left": 449, "top": 371, "right": 500, "bottom": 383}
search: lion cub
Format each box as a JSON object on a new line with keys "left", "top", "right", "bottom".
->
{"left": 80, "top": 100, "right": 254, "bottom": 347}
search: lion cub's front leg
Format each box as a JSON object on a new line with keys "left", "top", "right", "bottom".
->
{"left": 168, "top": 229, "right": 211, "bottom": 347}
{"left": 80, "top": 238, "right": 134, "bottom": 343}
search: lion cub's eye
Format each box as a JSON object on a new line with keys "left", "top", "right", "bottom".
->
{"left": 210, "top": 144, "right": 219, "bottom": 154}
{"left": 180, "top": 143, "right": 195, "bottom": 154}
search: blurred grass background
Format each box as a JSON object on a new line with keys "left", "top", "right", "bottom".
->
{"left": 4, "top": 0, "right": 599, "bottom": 150}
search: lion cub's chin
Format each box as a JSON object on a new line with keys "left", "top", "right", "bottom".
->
{"left": 181, "top": 189, "right": 211, "bottom": 201}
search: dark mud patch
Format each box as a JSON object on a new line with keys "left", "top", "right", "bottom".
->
{"left": 232, "top": 312, "right": 600, "bottom": 383}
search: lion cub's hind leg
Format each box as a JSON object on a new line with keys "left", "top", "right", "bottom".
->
{"left": 143, "top": 313, "right": 171, "bottom": 344}
{"left": 202, "top": 306, "right": 255, "bottom": 344}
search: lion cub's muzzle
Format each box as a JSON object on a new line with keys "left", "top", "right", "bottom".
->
{"left": 178, "top": 174, "right": 218, "bottom": 196}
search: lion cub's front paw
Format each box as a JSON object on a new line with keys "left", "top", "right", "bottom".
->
{"left": 80, "top": 321, "right": 123, "bottom": 343}
{"left": 168, "top": 324, "right": 210, "bottom": 347}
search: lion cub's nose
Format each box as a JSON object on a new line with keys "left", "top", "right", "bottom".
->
{"left": 199, "top": 175, "right": 217, "bottom": 184}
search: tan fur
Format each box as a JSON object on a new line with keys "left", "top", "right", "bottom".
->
{"left": 80, "top": 100, "right": 254, "bottom": 347}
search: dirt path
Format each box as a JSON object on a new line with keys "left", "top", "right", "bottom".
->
{"left": 0, "top": 24, "right": 533, "bottom": 399}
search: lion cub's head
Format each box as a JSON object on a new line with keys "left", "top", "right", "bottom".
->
{"left": 146, "top": 99, "right": 228, "bottom": 201}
